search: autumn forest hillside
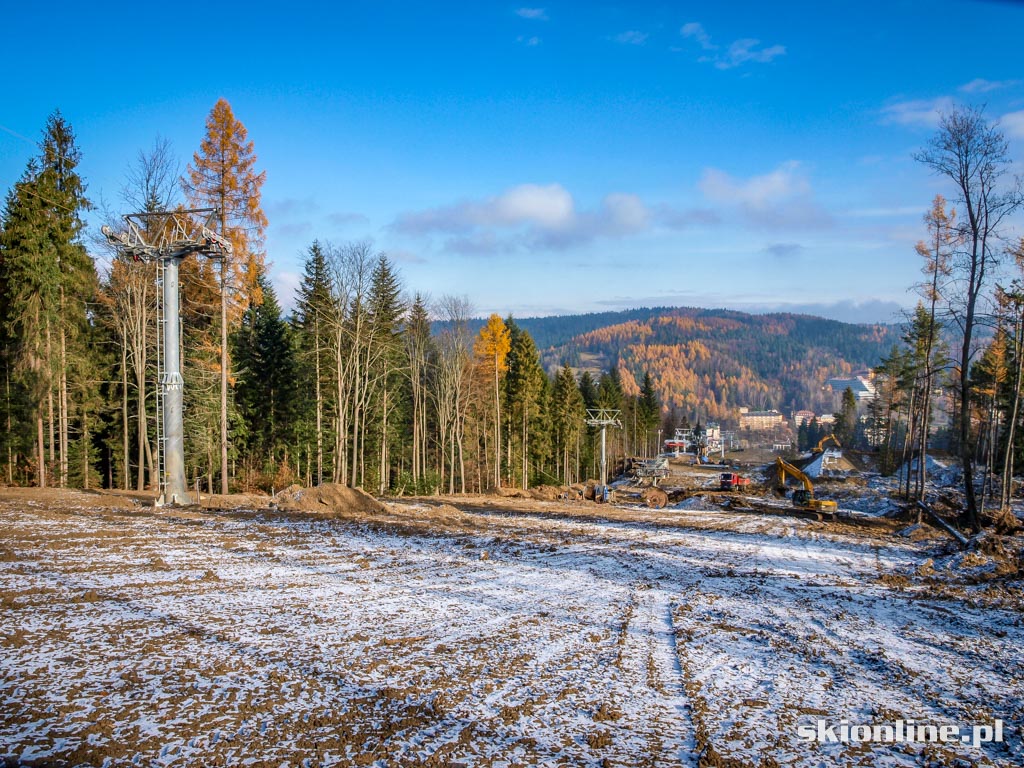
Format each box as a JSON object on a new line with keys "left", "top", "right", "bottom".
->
{"left": 514, "top": 307, "right": 894, "bottom": 423}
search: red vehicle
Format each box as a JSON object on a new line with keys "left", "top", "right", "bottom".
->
{"left": 719, "top": 472, "right": 752, "bottom": 491}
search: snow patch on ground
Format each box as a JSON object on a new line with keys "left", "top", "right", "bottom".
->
{"left": 0, "top": 499, "right": 1021, "bottom": 766}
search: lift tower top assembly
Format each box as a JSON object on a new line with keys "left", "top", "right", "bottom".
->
{"left": 102, "top": 209, "right": 231, "bottom": 506}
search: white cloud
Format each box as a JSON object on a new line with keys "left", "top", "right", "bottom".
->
{"left": 680, "top": 22, "right": 784, "bottom": 69}
{"left": 681, "top": 22, "right": 716, "bottom": 50}
{"left": 492, "top": 183, "right": 575, "bottom": 228}
{"left": 602, "top": 193, "right": 650, "bottom": 232}
{"left": 517, "top": 35, "right": 542, "bottom": 47}
{"left": 391, "top": 184, "right": 685, "bottom": 253}
{"left": 880, "top": 97, "right": 955, "bottom": 128}
{"left": 515, "top": 7, "right": 547, "bottom": 20}
{"left": 700, "top": 162, "right": 805, "bottom": 208}
{"left": 960, "top": 78, "right": 1019, "bottom": 94}
{"left": 392, "top": 183, "right": 575, "bottom": 237}
{"left": 719, "top": 39, "right": 786, "bottom": 69}
{"left": 652, "top": 204, "right": 720, "bottom": 228}
{"left": 1001, "top": 110, "right": 1024, "bottom": 139}
{"left": 698, "top": 161, "right": 831, "bottom": 229}
{"left": 272, "top": 270, "right": 302, "bottom": 311}
{"left": 615, "top": 30, "right": 649, "bottom": 46}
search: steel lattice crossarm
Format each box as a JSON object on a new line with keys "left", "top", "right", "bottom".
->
{"left": 101, "top": 208, "right": 232, "bottom": 262}
{"left": 585, "top": 408, "right": 622, "bottom": 428}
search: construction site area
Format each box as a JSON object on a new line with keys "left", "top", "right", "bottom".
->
{"left": 2, "top": 442, "right": 1023, "bottom": 768}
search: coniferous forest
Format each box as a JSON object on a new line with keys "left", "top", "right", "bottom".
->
{"left": 2, "top": 101, "right": 1022, "bottom": 535}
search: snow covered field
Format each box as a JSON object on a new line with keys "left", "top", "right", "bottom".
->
{"left": 1, "top": 492, "right": 1021, "bottom": 767}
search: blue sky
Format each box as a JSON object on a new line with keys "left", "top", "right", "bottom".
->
{"left": 3, "top": 0, "right": 1023, "bottom": 324}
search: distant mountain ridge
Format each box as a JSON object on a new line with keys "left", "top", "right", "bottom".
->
{"left": 521, "top": 307, "right": 894, "bottom": 421}
{"left": 441, "top": 305, "right": 895, "bottom": 421}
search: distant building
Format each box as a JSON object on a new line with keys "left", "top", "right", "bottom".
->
{"left": 792, "top": 409, "right": 815, "bottom": 427}
{"left": 794, "top": 409, "right": 836, "bottom": 428}
{"left": 826, "top": 374, "right": 876, "bottom": 404}
{"left": 739, "top": 408, "right": 785, "bottom": 431}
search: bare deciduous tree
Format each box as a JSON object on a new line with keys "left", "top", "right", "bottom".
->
{"left": 915, "top": 106, "right": 1022, "bottom": 531}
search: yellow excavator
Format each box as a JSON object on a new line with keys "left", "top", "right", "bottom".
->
{"left": 773, "top": 457, "right": 838, "bottom": 515}
{"left": 814, "top": 434, "right": 841, "bottom": 453}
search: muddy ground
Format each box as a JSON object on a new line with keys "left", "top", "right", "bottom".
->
{"left": 0, "top": 486, "right": 1021, "bottom": 767}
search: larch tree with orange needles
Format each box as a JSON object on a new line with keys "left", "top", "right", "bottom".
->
{"left": 184, "top": 98, "right": 267, "bottom": 494}
{"left": 475, "top": 314, "right": 511, "bottom": 489}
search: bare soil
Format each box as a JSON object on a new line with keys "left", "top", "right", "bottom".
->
{"left": 1, "top": 487, "right": 1021, "bottom": 767}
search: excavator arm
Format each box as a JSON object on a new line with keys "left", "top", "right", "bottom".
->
{"left": 773, "top": 457, "right": 837, "bottom": 516}
{"left": 814, "top": 434, "right": 841, "bottom": 453}
{"left": 774, "top": 457, "right": 814, "bottom": 493}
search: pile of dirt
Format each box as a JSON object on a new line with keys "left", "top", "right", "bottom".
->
{"left": 926, "top": 530, "right": 1024, "bottom": 583}
{"left": 273, "top": 483, "right": 384, "bottom": 515}
{"left": 493, "top": 486, "right": 528, "bottom": 499}
{"left": 197, "top": 492, "right": 272, "bottom": 510}
{"left": 529, "top": 485, "right": 565, "bottom": 501}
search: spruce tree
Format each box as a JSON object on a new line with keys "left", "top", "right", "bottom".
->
{"left": 0, "top": 166, "right": 53, "bottom": 485}
{"left": 552, "top": 363, "right": 585, "bottom": 483}
{"left": 1, "top": 112, "right": 95, "bottom": 487}
{"left": 367, "top": 254, "right": 405, "bottom": 492}
{"left": 834, "top": 387, "right": 858, "bottom": 448}
{"left": 505, "top": 327, "right": 546, "bottom": 488}
{"left": 638, "top": 370, "right": 660, "bottom": 456}
{"left": 233, "top": 271, "right": 298, "bottom": 485}
{"left": 293, "top": 240, "right": 336, "bottom": 484}
{"left": 403, "top": 293, "right": 434, "bottom": 491}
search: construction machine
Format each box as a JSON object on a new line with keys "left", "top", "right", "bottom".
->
{"left": 719, "top": 472, "right": 752, "bottom": 491}
{"left": 814, "top": 434, "right": 841, "bottom": 453}
{"left": 773, "top": 457, "right": 838, "bottom": 515}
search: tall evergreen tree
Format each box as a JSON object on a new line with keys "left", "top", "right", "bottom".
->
{"left": 834, "top": 387, "right": 859, "bottom": 448}
{"left": 638, "top": 370, "right": 660, "bottom": 457}
{"left": 0, "top": 112, "right": 95, "bottom": 488}
{"left": 0, "top": 165, "right": 53, "bottom": 486}
{"left": 367, "top": 254, "right": 405, "bottom": 493}
{"left": 551, "top": 364, "right": 586, "bottom": 483}
{"left": 233, "top": 271, "right": 298, "bottom": 485}
{"left": 293, "top": 240, "right": 335, "bottom": 485}
{"left": 578, "top": 370, "right": 598, "bottom": 410}
{"left": 504, "top": 326, "right": 546, "bottom": 488}
{"left": 403, "top": 293, "right": 434, "bottom": 490}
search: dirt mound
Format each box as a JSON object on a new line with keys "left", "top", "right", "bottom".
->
{"left": 927, "top": 530, "right": 1024, "bottom": 583}
{"left": 529, "top": 485, "right": 564, "bottom": 501}
{"left": 493, "top": 486, "right": 527, "bottom": 498}
{"left": 274, "top": 483, "right": 384, "bottom": 515}
{"left": 430, "top": 503, "right": 464, "bottom": 518}
{"left": 198, "top": 492, "right": 272, "bottom": 510}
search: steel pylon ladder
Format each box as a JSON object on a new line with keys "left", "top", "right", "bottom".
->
{"left": 155, "top": 259, "right": 167, "bottom": 502}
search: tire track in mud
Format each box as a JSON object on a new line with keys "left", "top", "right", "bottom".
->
{"left": 611, "top": 581, "right": 698, "bottom": 766}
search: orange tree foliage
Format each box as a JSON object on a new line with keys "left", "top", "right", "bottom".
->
{"left": 185, "top": 98, "right": 268, "bottom": 312}
{"left": 546, "top": 308, "right": 891, "bottom": 423}
{"left": 474, "top": 314, "right": 511, "bottom": 485}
